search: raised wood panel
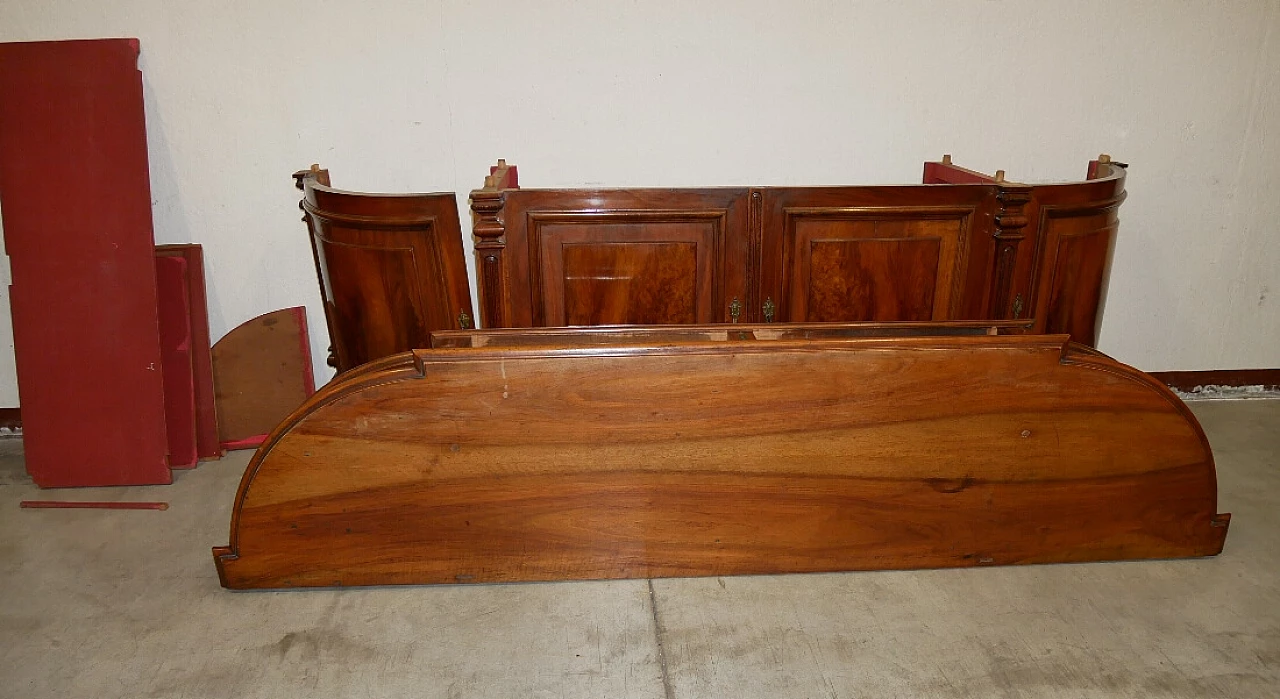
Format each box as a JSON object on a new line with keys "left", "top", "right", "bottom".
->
{"left": 497, "top": 189, "right": 750, "bottom": 327}
{"left": 560, "top": 242, "right": 699, "bottom": 325}
{"left": 1022, "top": 160, "right": 1127, "bottom": 347}
{"left": 806, "top": 237, "right": 941, "bottom": 321}
{"left": 758, "top": 186, "right": 995, "bottom": 325}
{"left": 531, "top": 213, "right": 725, "bottom": 325}
{"left": 1042, "top": 220, "right": 1117, "bottom": 347}
{"left": 299, "top": 172, "right": 473, "bottom": 373}
{"left": 787, "top": 213, "right": 966, "bottom": 322}
{"left": 315, "top": 235, "right": 444, "bottom": 366}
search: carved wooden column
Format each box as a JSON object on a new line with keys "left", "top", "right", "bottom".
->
{"left": 293, "top": 165, "right": 340, "bottom": 368}
{"left": 991, "top": 177, "right": 1033, "bottom": 320}
{"left": 470, "top": 160, "right": 518, "bottom": 328}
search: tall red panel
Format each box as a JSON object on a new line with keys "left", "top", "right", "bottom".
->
{"left": 156, "top": 255, "right": 198, "bottom": 469}
{"left": 0, "top": 39, "right": 171, "bottom": 486}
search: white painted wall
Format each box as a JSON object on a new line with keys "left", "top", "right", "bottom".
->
{"left": 1, "top": 0, "right": 1276, "bottom": 404}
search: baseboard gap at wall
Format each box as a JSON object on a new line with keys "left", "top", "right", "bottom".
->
{"left": 0, "top": 408, "right": 20, "bottom": 436}
{"left": 1171, "top": 385, "right": 1280, "bottom": 401}
{"left": 1148, "top": 369, "right": 1279, "bottom": 401}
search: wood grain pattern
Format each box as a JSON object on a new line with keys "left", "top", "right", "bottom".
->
{"left": 1025, "top": 159, "right": 1127, "bottom": 345}
{"left": 805, "top": 236, "right": 942, "bottom": 321}
{"left": 468, "top": 158, "right": 1124, "bottom": 345}
{"left": 560, "top": 242, "right": 700, "bottom": 325}
{"left": 761, "top": 187, "right": 991, "bottom": 325}
{"left": 503, "top": 190, "right": 748, "bottom": 327}
{"left": 297, "top": 167, "right": 474, "bottom": 372}
{"left": 430, "top": 320, "right": 1033, "bottom": 349}
{"left": 212, "top": 308, "right": 315, "bottom": 446}
{"left": 215, "top": 332, "right": 1227, "bottom": 589}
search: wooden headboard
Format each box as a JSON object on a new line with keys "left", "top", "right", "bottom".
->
{"left": 469, "top": 156, "right": 1126, "bottom": 346}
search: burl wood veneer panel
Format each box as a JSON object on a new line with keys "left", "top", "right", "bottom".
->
{"left": 499, "top": 189, "right": 750, "bottom": 327}
{"left": 216, "top": 334, "right": 1227, "bottom": 589}
{"left": 796, "top": 220, "right": 956, "bottom": 322}
{"left": 762, "top": 186, "right": 993, "bottom": 325}
{"left": 559, "top": 241, "right": 700, "bottom": 325}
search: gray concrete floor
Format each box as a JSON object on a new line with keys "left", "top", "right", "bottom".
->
{"left": 0, "top": 399, "right": 1276, "bottom": 699}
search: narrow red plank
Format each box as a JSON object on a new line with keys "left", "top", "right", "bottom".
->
{"left": 156, "top": 255, "right": 198, "bottom": 468}
{"left": 156, "top": 245, "right": 220, "bottom": 459}
{"left": 21, "top": 501, "right": 169, "bottom": 511}
{"left": 221, "top": 434, "right": 269, "bottom": 452}
{"left": 0, "top": 39, "right": 171, "bottom": 486}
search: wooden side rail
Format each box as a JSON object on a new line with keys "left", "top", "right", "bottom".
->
{"left": 429, "top": 320, "right": 1034, "bottom": 349}
{"left": 215, "top": 331, "right": 1227, "bottom": 589}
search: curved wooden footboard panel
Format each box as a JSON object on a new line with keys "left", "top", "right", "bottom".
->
{"left": 214, "top": 335, "right": 1229, "bottom": 589}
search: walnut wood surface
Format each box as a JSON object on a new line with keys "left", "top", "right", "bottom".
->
{"left": 559, "top": 240, "right": 700, "bottom": 325}
{"left": 1025, "top": 160, "right": 1127, "bottom": 346}
{"left": 211, "top": 308, "right": 314, "bottom": 444}
{"left": 296, "top": 167, "right": 474, "bottom": 372}
{"left": 468, "top": 158, "right": 1125, "bottom": 346}
{"left": 430, "top": 320, "right": 1031, "bottom": 349}
{"left": 215, "top": 332, "right": 1227, "bottom": 589}
{"left": 494, "top": 188, "right": 749, "bottom": 327}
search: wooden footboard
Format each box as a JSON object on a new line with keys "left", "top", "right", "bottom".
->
{"left": 214, "top": 331, "right": 1227, "bottom": 589}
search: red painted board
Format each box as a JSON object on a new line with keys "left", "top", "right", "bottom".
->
{"left": 156, "top": 244, "right": 220, "bottom": 460}
{"left": 156, "top": 255, "right": 198, "bottom": 469}
{"left": 0, "top": 39, "right": 171, "bottom": 486}
{"left": 488, "top": 162, "right": 519, "bottom": 188}
{"left": 922, "top": 161, "right": 997, "bottom": 185}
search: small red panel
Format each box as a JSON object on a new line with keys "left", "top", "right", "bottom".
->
{"left": 0, "top": 39, "right": 171, "bottom": 486}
